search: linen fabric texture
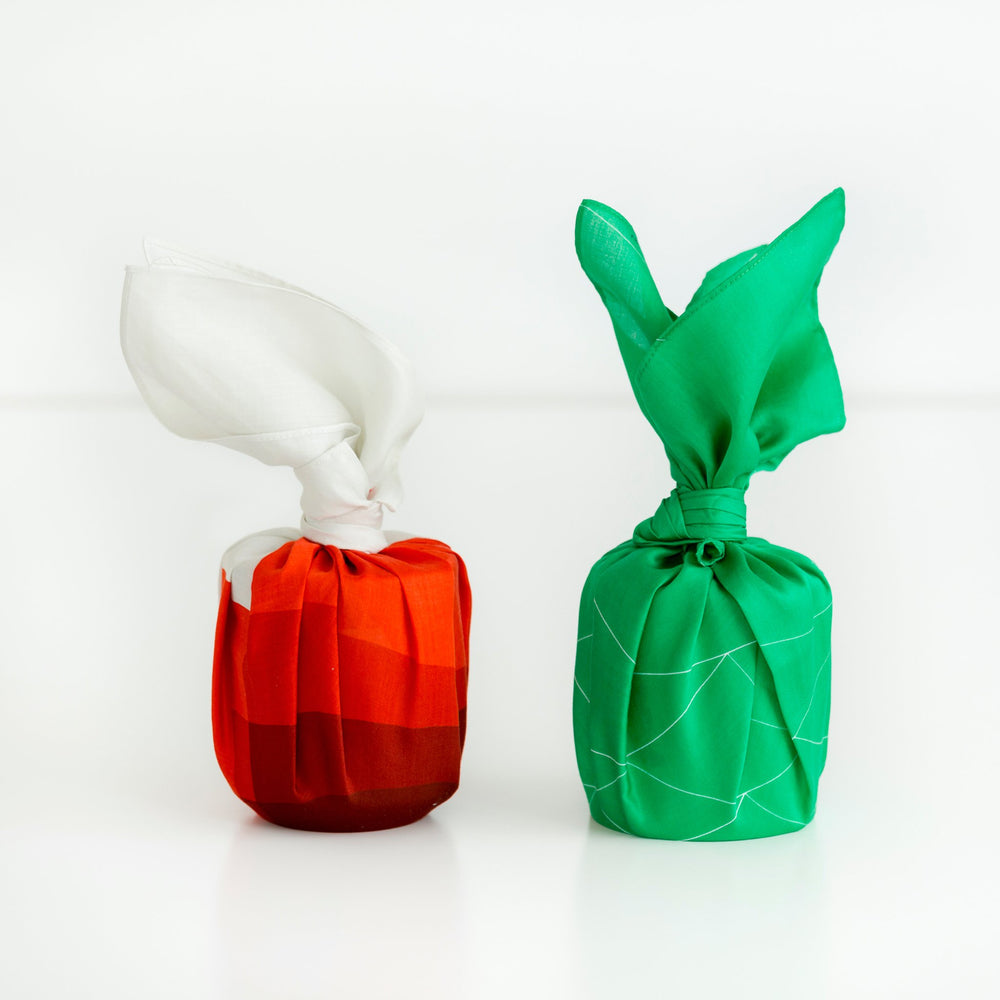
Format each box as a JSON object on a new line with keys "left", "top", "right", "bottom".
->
{"left": 122, "top": 243, "right": 470, "bottom": 831}
{"left": 573, "top": 190, "right": 846, "bottom": 841}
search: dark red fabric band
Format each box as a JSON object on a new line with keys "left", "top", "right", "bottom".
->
{"left": 212, "top": 537, "right": 471, "bottom": 832}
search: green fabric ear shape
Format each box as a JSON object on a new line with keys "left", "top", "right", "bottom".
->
{"left": 577, "top": 189, "right": 846, "bottom": 487}
{"left": 573, "top": 190, "right": 847, "bottom": 841}
{"left": 575, "top": 199, "right": 675, "bottom": 385}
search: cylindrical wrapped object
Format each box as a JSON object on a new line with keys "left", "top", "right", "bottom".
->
{"left": 122, "top": 242, "right": 470, "bottom": 831}
{"left": 573, "top": 190, "right": 845, "bottom": 841}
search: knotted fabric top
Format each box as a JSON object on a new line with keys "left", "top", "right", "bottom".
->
{"left": 575, "top": 190, "right": 846, "bottom": 495}
{"left": 633, "top": 486, "right": 747, "bottom": 566}
{"left": 121, "top": 240, "right": 423, "bottom": 552}
{"left": 641, "top": 487, "right": 747, "bottom": 541}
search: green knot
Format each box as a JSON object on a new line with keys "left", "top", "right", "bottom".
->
{"left": 634, "top": 486, "right": 747, "bottom": 566}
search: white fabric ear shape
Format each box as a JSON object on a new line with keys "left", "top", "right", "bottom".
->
{"left": 121, "top": 240, "right": 423, "bottom": 552}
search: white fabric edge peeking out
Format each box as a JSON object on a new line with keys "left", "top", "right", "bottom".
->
{"left": 222, "top": 528, "right": 418, "bottom": 610}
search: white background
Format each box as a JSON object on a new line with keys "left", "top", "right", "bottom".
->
{"left": 2, "top": 2, "right": 998, "bottom": 997}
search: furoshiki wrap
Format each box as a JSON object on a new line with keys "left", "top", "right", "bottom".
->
{"left": 122, "top": 242, "right": 471, "bottom": 832}
{"left": 573, "top": 190, "right": 846, "bottom": 840}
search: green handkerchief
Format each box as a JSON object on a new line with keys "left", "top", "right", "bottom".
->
{"left": 574, "top": 190, "right": 846, "bottom": 840}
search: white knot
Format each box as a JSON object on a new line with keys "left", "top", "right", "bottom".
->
{"left": 294, "top": 439, "right": 390, "bottom": 552}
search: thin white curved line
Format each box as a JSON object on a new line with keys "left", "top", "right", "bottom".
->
{"left": 593, "top": 599, "right": 636, "bottom": 665}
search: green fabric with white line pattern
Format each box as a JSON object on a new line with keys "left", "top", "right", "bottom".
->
{"left": 573, "top": 190, "right": 846, "bottom": 840}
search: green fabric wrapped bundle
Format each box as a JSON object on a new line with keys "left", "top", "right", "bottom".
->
{"left": 573, "top": 190, "right": 846, "bottom": 841}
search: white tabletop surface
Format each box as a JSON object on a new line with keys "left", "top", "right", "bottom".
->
{"left": 3, "top": 3, "right": 999, "bottom": 994}
{"left": 2, "top": 398, "right": 997, "bottom": 999}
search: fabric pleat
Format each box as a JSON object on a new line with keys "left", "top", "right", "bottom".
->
{"left": 213, "top": 537, "right": 471, "bottom": 832}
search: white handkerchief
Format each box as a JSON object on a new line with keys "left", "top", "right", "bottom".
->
{"left": 121, "top": 240, "right": 423, "bottom": 552}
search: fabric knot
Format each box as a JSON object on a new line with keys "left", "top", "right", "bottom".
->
{"left": 671, "top": 487, "right": 747, "bottom": 540}
{"left": 294, "top": 440, "right": 389, "bottom": 552}
{"left": 633, "top": 486, "right": 747, "bottom": 566}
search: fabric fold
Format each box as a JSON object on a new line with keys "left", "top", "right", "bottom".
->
{"left": 121, "top": 239, "right": 423, "bottom": 551}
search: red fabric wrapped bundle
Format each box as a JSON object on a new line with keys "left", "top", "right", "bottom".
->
{"left": 213, "top": 538, "right": 471, "bottom": 831}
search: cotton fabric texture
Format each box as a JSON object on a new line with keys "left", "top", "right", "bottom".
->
{"left": 122, "top": 243, "right": 470, "bottom": 831}
{"left": 573, "top": 190, "right": 846, "bottom": 841}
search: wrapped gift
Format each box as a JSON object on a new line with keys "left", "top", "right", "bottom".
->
{"left": 573, "top": 190, "right": 845, "bottom": 840}
{"left": 122, "top": 242, "right": 470, "bottom": 831}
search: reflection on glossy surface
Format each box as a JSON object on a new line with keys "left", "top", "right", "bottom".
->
{"left": 574, "top": 820, "right": 829, "bottom": 996}
{"left": 2, "top": 403, "right": 999, "bottom": 997}
{"left": 217, "top": 815, "right": 464, "bottom": 999}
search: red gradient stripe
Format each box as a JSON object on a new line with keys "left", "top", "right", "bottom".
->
{"left": 212, "top": 537, "right": 471, "bottom": 831}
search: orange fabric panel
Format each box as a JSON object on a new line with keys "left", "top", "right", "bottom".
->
{"left": 212, "top": 536, "right": 471, "bottom": 832}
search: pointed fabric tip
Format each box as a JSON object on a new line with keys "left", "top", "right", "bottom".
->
{"left": 771, "top": 188, "right": 845, "bottom": 264}
{"left": 818, "top": 186, "right": 846, "bottom": 222}
{"left": 575, "top": 199, "right": 673, "bottom": 383}
{"left": 629, "top": 188, "right": 847, "bottom": 484}
{"left": 769, "top": 187, "right": 846, "bottom": 278}
{"left": 574, "top": 199, "right": 648, "bottom": 300}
